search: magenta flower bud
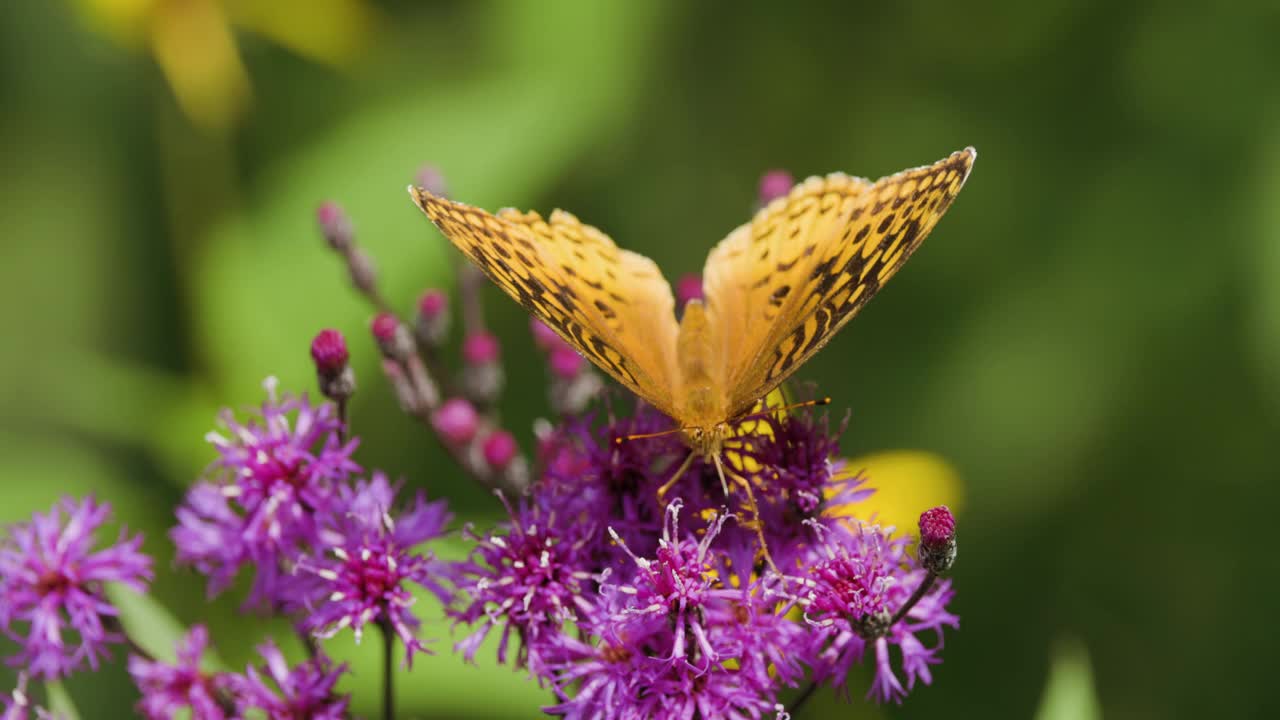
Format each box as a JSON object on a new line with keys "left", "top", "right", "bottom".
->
{"left": 415, "top": 165, "right": 448, "bottom": 198}
{"left": 548, "top": 346, "right": 585, "bottom": 379}
{"left": 918, "top": 505, "right": 957, "bottom": 575}
{"left": 316, "top": 201, "right": 353, "bottom": 250}
{"left": 418, "top": 289, "right": 448, "bottom": 319}
{"left": 432, "top": 398, "right": 479, "bottom": 445}
{"left": 530, "top": 318, "right": 562, "bottom": 352}
{"left": 415, "top": 289, "right": 451, "bottom": 346}
{"left": 370, "top": 312, "right": 413, "bottom": 361}
{"left": 482, "top": 430, "right": 518, "bottom": 470}
{"left": 310, "top": 329, "right": 355, "bottom": 402}
{"left": 371, "top": 313, "right": 398, "bottom": 343}
{"left": 463, "top": 331, "right": 501, "bottom": 366}
{"left": 310, "top": 329, "right": 349, "bottom": 374}
{"left": 757, "top": 170, "right": 795, "bottom": 206}
{"left": 676, "top": 274, "right": 703, "bottom": 306}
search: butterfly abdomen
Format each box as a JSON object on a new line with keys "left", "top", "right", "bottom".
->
{"left": 675, "top": 299, "right": 722, "bottom": 427}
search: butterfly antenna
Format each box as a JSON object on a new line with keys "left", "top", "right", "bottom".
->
{"left": 713, "top": 454, "right": 781, "bottom": 575}
{"left": 737, "top": 396, "right": 832, "bottom": 423}
{"left": 615, "top": 427, "right": 685, "bottom": 444}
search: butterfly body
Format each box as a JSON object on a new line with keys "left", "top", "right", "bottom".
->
{"left": 409, "top": 148, "right": 975, "bottom": 442}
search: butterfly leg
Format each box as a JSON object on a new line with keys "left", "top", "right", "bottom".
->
{"left": 657, "top": 451, "right": 696, "bottom": 501}
{"left": 713, "top": 454, "right": 780, "bottom": 575}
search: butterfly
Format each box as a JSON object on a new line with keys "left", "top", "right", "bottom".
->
{"left": 409, "top": 148, "right": 975, "bottom": 491}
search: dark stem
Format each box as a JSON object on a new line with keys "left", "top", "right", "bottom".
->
{"left": 102, "top": 614, "right": 151, "bottom": 662}
{"left": 789, "top": 681, "right": 819, "bottom": 715}
{"left": 296, "top": 624, "right": 320, "bottom": 661}
{"left": 336, "top": 397, "right": 349, "bottom": 444}
{"left": 458, "top": 263, "right": 486, "bottom": 334}
{"left": 379, "top": 619, "right": 395, "bottom": 720}
{"left": 889, "top": 571, "right": 938, "bottom": 627}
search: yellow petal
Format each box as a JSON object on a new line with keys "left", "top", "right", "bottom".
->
{"left": 226, "top": 0, "right": 376, "bottom": 66}
{"left": 832, "top": 450, "right": 963, "bottom": 535}
{"left": 149, "top": 0, "right": 250, "bottom": 131}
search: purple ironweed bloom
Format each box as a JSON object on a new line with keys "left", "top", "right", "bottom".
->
{"left": 450, "top": 494, "right": 594, "bottom": 668}
{"left": 171, "top": 377, "right": 359, "bottom": 608}
{"left": 542, "top": 503, "right": 792, "bottom": 719}
{"left": 801, "top": 523, "right": 958, "bottom": 703}
{"left": 298, "top": 473, "right": 452, "bottom": 667}
{"left": 227, "top": 640, "right": 349, "bottom": 720}
{"left": 0, "top": 496, "right": 152, "bottom": 679}
{"left": 127, "top": 625, "right": 228, "bottom": 720}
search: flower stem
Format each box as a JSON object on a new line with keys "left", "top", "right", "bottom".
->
{"left": 889, "top": 571, "right": 938, "bottom": 627}
{"left": 789, "top": 681, "right": 819, "bottom": 715}
{"left": 379, "top": 619, "right": 395, "bottom": 720}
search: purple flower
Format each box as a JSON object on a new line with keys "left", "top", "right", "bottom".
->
{"left": 449, "top": 494, "right": 594, "bottom": 668}
{"left": 0, "top": 496, "right": 152, "bottom": 679}
{"left": 127, "top": 625, "right": 228, "bottom": 720}
{"left": 299, "top": 473, "right": 452, "bottom": 666}
{"left": 171, "top": 377, "right": 359, "bottom": 608}
{"left": 801, "top": 523, "right": 958, "bottom": 703}
{"left": 228, "top": 640, "right": 349, "bottom": 720}
{"left": 543, "top": 503, "right": 793, "bottom": 719}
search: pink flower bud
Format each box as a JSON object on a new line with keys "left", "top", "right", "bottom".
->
{"left": 316, "top": 201, "right": 353, "bottom": 249}
{"left": 415, "top": 165, "right": 448, "bottom": 198}
{"left": 758, "top": 170, "right": 795, "bottom": 206}
{"left": 676, "top": 274, "right": 704, "bottom": 306}
{"left": 463, "top": 331, "right": 501, "bottom": 365}
{"left": 918, "top": 505, "right": 957, "bottom": 575}
{"left": 482, "top": 430, "right": 518, "bottom": 470}
{"left": 309, "top": 329, "right": 349, "bottom": 374}
{"left": 530, "top": 318, "right": 562, "bottom": 352}
{"left": 549, "top": 346, "right": 585, "bottom": 379}
{"left": 418, "top": 289, "right": 448, "bottom": 319}
{"left": 431, "top": 398, "right": 479, "bottom": 445}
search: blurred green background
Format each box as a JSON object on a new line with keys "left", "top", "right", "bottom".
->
{"left": 3, "top": 0, "right": 1278, "bottom": 717}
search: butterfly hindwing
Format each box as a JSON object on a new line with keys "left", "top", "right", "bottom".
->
{"left": 409, "top": 188, "right": 681, "bottom": 418}
{"left": 707, "top": 148, "right": 976, "bottom": 419}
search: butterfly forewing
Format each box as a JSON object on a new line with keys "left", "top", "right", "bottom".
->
{"left": 707, "top": 148, "right": 976, "bottom": 418}
{"left": 409, "top": 188, "right": 682, "bottom": 419}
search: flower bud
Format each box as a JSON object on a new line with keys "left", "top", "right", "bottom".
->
{"left": 309, "top": 329, "right": 355, "bottom": 402}
{"left": 918, "top": 505, "right": 957, "bottom": 575}
{"left": 371, "top": 312, "right": 414, "bottom": 361}
{"left": 530, "top": 318, "right": 563, "bottom": 352}
{"left": 415, "top": 289, "right": 450, "bottom": 347}
{"left": 316, "top": 202, "right": 353, "bottom": 250}
{"left": 431, "top": 398, "right": 479, "bottom": 446}
{"left": 481, "top": 430, "right": 518, "bottom": 470}
{"left": 757, "top": 170, "right": 795, "bottom": 206}
{"left": 548, "top": 346, "right": 585, "bottom": 380}
{"left": 676, "top": 274, "right": 703, "bottom": 307}
{"left": 415, "top": 165, "right": 448, "bottom": 198}
{"left": 461, "top": 331, "right": 503, "bottom": 405}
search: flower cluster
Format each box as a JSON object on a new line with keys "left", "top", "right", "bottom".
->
{"left": 451, "top": 387, "right": 958, "bottom": 712}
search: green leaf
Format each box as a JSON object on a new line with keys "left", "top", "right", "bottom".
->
{"left": 43, "top": 680, "right": 81, "bottom": 720}
{"left": 1034, "top": 637, "right": 1102, "bottom": 720}
{"left": 106, "top": 585, "right": 227, "bottom": 671}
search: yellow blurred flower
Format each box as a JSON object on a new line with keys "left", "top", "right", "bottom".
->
{"left": 74, "top": 0, "right": 376, "bottom": 131}
{"left": 827, "top": 450, "right": 964, "bottom": 535}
